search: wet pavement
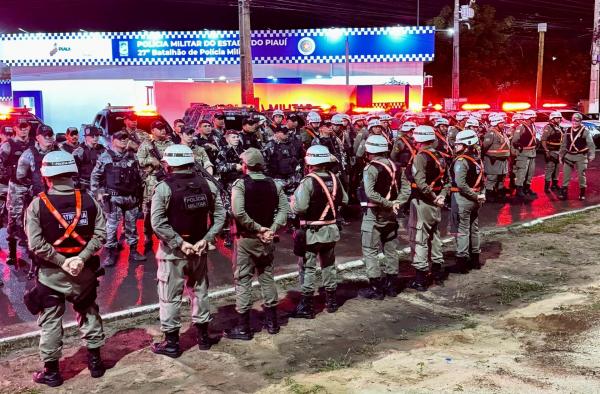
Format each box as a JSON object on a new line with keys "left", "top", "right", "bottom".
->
{"left": 1, "top": 153, "right": 599, "bottom": 339}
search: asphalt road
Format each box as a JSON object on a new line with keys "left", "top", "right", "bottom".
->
{"left": 1, "top": 154, "right": 598, "bottom": 339}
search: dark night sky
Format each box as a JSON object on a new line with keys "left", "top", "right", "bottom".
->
{"left": 0, "top": 0, "right": 594, "bottom": 43}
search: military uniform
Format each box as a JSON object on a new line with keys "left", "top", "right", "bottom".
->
{"left": 189, "top": 143, "right": 214, "bottom": 173}
{"left": 559, "top": 125, "right": 595, "bottom": 198}
{"left": 196, "top": 134, "right": 222, "bottom": 164}
{"left": 137, "top": 138, "right": 173, "bottom": 246}
{"left": 239, "top": 130, "right": 263, "bottom": 151}
{"left": 300, "top": 126, "right": 319, "bottom": 150}
{"left": 433, "top": 129, "right": 453, "bottom": 160}
{"left": 408, "top": 146, "right": 450, "bottom": 286}
{"left": 540, "top": 123, "right": 563, "bottom": 190}
{"left": 124, "top": 127, "right": 149, "bottom": 152}
{"left": 482, "top": 126, "right": 511, "bottom": 198}
{"left": 447, "top": 124, "right": 463, "bottom": 147}
{"left": 511, "top": 123, "right": 538, "bottom": 197}
{"left": 450, "top": 151, "right": 484, "bottom": 271}
{"left": 25, "top": 176, "right": 106, "bottom": 385}
{"left": 90, "top": 148, "right": 143, "bottom": 263}
{"left": 59, "top": 141, "right": 79, "bottom": 154}
{"left": 391, "top": 132, "right": 417, "bottom": 169}
{"left": 216, "top": 143, "right": 245, "bottom": 190}
{"left": 72, "top": 143, "right": 106, "bottom": 191}
{"left": 151, "top": 168, "right": 225, "bottom": 353}
{"left": 0, "top": 136, "right": 29, "bottom": 246}
{"left": 263, "top": 138, "right": 302, "bottom": 194}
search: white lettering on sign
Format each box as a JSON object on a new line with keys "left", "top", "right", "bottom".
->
{"left": 58, "top": 211, "right": 89, "bottom": 228}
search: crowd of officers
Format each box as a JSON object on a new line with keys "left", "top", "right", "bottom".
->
{"left": 0, "top": 105, "right": 596, "bottom": 387}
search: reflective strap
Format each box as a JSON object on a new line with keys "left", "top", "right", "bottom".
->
{"left": 568, "top": 128, "right": 588, "bottom": 154}
{"left": 411, "top": 182, "right": 442, "bottom": 192}
{"left": 55, "top": 246, "right": 84, "bottom": 254}
{"left": 523, "top": 124, "right": 537, "bottom": 148}
{"left": 306, "top": 172, "right": 337, "bottom": 221}
{"left": 369, "top": 159, "right": 397, "bottom": 200}
{"left": 400, "top": 136, "right": 416, "bottom": 163}
{"left": 299, "top": 219, "right": 337, "bottom": 226}
{"left": 455, "top": 155, "right": 484, "bottom": 191}
{"left": 547, "top": 141, "right": 562, "bottom": 146}
{"left": 450, "top": 187, "right": 481, "bottom": 193}
{"left": 418, "top": 149, "right": 444, "bottom": 189}
{"left": 435, "top": 130, "right": 453, "bottom": 156}
{"left": 38, "top": 190, "right": 87, "bottom": 248}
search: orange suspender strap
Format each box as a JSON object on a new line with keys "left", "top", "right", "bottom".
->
{"left": 38, "top": 190, "right": 87, "bottom": 249}
{"left": 568, "top": 128, "right": 588, "bottom": 154}
{"left": 400, "top": 136, "right": 416, "bottom": 163}
{"left": 370, "top": 159, "right": 397, "bottom": 200}
{"left": 522, "top": 124, "right": 536, "bottom": 149}
{"left": 306, "top": 172, "right": 337, "bottom": 222}
{"left": 418, "top": 149, "right": 444, "bottom": 190}
{"left": 305, "top": 128, "right": 317, "bottom": 139}
{"left": 454, "top": 155, "right": 484, "bottom": 191}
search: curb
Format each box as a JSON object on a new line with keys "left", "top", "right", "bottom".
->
{"left": 2, "top": 203, "right": 599, "bottom": 349}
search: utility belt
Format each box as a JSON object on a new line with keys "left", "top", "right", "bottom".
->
{"left": 411, "top": 183, "right": 442, "bottom": 192}
{"left": 521, "top": 145, "right": 536, "bottom": 151}
{"left": 567, "top": 148, "right": 589, "bottom": 155}
{"left": 450, "top": 186, "right": 481, "bottom": 193}
{"left": 299, "top": 219, "right": 337, "bottom": 227}
{"left": 486, "top": 150, "right": 510, "bottom": 158}
{"left": 105, "top": 188, "right": 137, "bottom": 197}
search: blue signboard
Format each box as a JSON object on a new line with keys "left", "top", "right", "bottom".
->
{"left": 0, "top": 27, "right": 434, "bottom": 67}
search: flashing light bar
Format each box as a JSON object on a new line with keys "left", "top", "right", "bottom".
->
{"left": 542, "top": 102, "right": 568, "bottom": 108}
{"left": 461, "top": 103, "right": 491, "bottom": 111}
{"left": 502, "top": 102, "right": 531, "bottom": 112}
{"left": 133, "top": 104, "right": 158, "bottom": 116}
{"left": 433, "top": 104, "right": 443, "bottom": 111}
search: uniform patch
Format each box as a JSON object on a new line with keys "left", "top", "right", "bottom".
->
{"left": 184, "top": 194, "right": 208, "bottom": 210}
{"left": 59, "top": 210, "right": 89, "bottom": 228}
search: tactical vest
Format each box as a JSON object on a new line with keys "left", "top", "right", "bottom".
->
{"left": 485, "top": 128, "right": 510, "bottom": 158}
{"left": 39, "top": 191, "right": 97, "bottom": 261}
{"left": 31, "top": 146, "right": 59, "bottom": 195}
{"left": 518, "top": 124, "right": 537, "bottom": 150}
{"left": 565, "top": 127, "right": 589, "bottom": 154}
{"left": 220, "top": 146, "right": 243, "bottom": 184}
{"left": 241, "top": 175, "right": 278, "bottom": 228}
{"left": 3, "top": 138, "right": 29, "bottom": 184}
{"left": 408, "top": 149, "right": 447, "bottom": 193}
{"left": 105, "top": 150, "right": 141, "bottom": 195}
{"left": 240, "top": 131, "right": 261, "bottom": 151}
{"left": 302, "top": 172, "right": 343, "bottom": 223}
{"left": 164, "top": 173, "right": 213, "bottom": 243}
{"left": 268, "top": 141, "right": 298, "bottom": 177}
{"left": 396, "top": 135, "right": 416, "bottom": 167}
{"left": 371, "top": 158, "right": 399, "bottom": 201}
{"left": 78, "top": 145, "right": 106, "bottom": 181}
{"left": 435, "top": 130, "right": 453, "bottom": 158}
{"left": 60, "top": 143, "right": 77, "bottom": 154}
{"left": 450, "top": 154, "right": 483, "bottom": 192}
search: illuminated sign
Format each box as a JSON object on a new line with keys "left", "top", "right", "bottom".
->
{"left": 0, "top": 27, "right": 435, "bottom": 67}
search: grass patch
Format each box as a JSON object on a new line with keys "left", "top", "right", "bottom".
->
{"left": 284, "top": 378, "right": 328, "bottom": 394}
{"left": 462, "top": 320, "right": 478, "bottom": 329}
{"left": 521, "top": 213, "right": 587, "bottom": 234}
{"left": 310, "top": 350, "right": 353, "bottom": 372}
{"left": 495, "top": 280, "right": 547, "bottom": 305}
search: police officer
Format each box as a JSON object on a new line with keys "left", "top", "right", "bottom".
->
{"left": 312, "top": 120, "right": 347, "bottom": 174}
{"left": 433, "top": 118, "right": 453, "bottom": 160}
{"left": 511, "top": 109, "right": 538, "bottom": 201}
{"left": 122, "top": 113, "right": 149, "bottom": 152}
{"left": 150, "top": 145, "right": 226, "bottom": 357}
{"left": 263, "top": 126, "right": 303, "bottom": 194}
{"left": 138, "top": 120, "right": 173, "bottom": 252}
{"left": 216, "top": 130, "right": 245, "bottom": 189}
{"left": 291, "top": 145, "right": 348, "bottom": 318}
{"left": 72, "top": 126, "right": 106, "bottom": 192}
{"left": 225, "top": 148, "right": 289, "bottom": 340}
{"left": 391, "top": 121, "right": 417, "bottom": 169}
{"left": 91, "top": 131, "right": 146, "bottom": 266}
{"left": 448, "top": 111, "right": 470, "bottom": 147}
{"left": 60, "top": 127, "right": 80, "bottom": 154}
{"left": 360, "top": 135, "right": 410, "bottom": 299}
{"left": 177, "top": 127, "right": 214, "bottom": 175}
{"left": 239, "top": 117, "right": 262, "bottom": 151}
{"left": 302, "top": 112, "right": 322, "bottom": 149}
{"left": 195, "top": 119, "right": 222, "bottom": 164}
{"left": 0, "top": 118, "right": 30, "bottom": 264}
{"left": 541, "top": 111, "right": 564, "bottom": 192}
{"left": 482, "top": 113, "right": 511, "bottom": 202}
{"left": 559, "top": 112, "right": 596, "bottom": 201}
{"left": 170, "top": 119, "right": 186, "bottom": 144}
{"left": 212, "top": 112, "right": 227, "bottom": 142}
{"left": 356, "top": 119, "right": 391, "bottom": 159}
{"left": 408, "top": 125, "right": 450, "bottom": 291}
{"left": 450, "top": 130, "right": 486, "bottom": 273}
{"left": 272, "top": 109, "right": 285, "bottom": 129}
{"left": 25, "top": 151, "right": 107, "bottom": 387}
{"left": 379, "top": 114, "right": 394, "bottom": 140}
{"left": 0, "top": 126, "right": 13, "bottom": 233}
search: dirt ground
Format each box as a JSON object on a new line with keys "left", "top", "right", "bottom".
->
{"left": 2, "top": 210, "right": 600, "bottom": 394}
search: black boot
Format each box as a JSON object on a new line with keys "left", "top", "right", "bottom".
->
{"left": 33, "top": 360, "right": 64, "bottom": 387}
{"left": 524, "top": 184, "right": 538, "bottom": 199}
{"left": 383, "top": 274, "right": 399, "bottom": 297}
{"left": 87, "top": 348, "right": 106, "bottom": 378}
{"left": 195, "top": 322, "right": 211, "bottom": 350}
{"left": 224, "top": 311, "right": 253, "bottom": 340}
{"left": 6, "top": 238, "right": 18, "bottom": 266}
{"left": 558, "top": 186, "right": 568, "bottom": 200}
{"left": 430, "top": 263, "right": 447, "bottom": 285}
{"left": 325, "top": 289, "right": 338, "bottom": 313}
{"left": 264, "top": 306, "right": 280, "bottom": 334}
{"left": 224, "top": 231, "right": 233, "bottom": 248}
{"left": 144, "top": 239, "right": 153, "bottom": 254}
{"left": 409, "top": 269, "right": 429, "bottom": 292}
{"left": 579, "top": 187, "right": 586, "bottom": 201}
{"left": 291, "top": 295, "right": 316, "bottom": 319}
{"left": 454, "top": 256, "right": 470, "bottom": 274}
{"left": 103, "top": 247, "right": 118, "bottom": 267}
{"left": 551, "top": 180, "right": 559, "bottom": 191}
{"left": 514, "top": 186, "right": 527, "bottom": 201}
{"left": 129, "top": 244, "right": 147, "bottom": 262}
{"left": 151, "top": 330, "right": 182, "bottom": 358}
{"left": 359, "top": 278, "right": 385, "bottom": 300}
{"left": 485, "top": 189, "right": 496, "bottom": 203}
{"left": 468, "top": 253, "right": 482, "bottom": 270}
{"left": 544, "top": 181, "right": 551, "bottom": 192}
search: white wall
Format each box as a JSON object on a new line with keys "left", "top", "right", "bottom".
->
{"left": 11, "top": 79, "right": 150, "bottom": 132}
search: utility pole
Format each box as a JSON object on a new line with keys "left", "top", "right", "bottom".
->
{"left": 589, "top": 0, "right": 600, "bottom": 114}
{"left": 451, "top": 0, "right": 460, "bottom": 110}
{"left": 238, "top": 0, "right": 254, "bottom": 105}
{"left": 535, "top": 23, "right": 547, "bottom": 109}
{"left": 417, "top": 0, "right": 420, "bottom": 26}
{"left": 345, "top": 35, "right": 350, "bottom": 85}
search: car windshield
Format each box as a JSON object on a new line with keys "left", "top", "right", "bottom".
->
{"left": 561, "top": 111, "right": 591, "bottom": 121}
{"left": 107, "top": 112, "right": 173, "bottom": 135}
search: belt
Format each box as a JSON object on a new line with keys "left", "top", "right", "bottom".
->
{"left": 411, "top": 183, "right": 442, "bottom": 192}
{"left": 299, "top": 219, "right": 336, "bottom": 226}
{"left": 55, "top": 246, "right": 84, "bottom": 254}
{"left": 450, "top": 187, "right": 481, "bottom": 193}
{"left": 521, "top": 146, "right": 536, "bottom": 151}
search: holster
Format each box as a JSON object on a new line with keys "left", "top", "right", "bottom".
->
{"left": 23, "top": 281, "right": 65, "bottom": 315}
{"left": 374, "top": 221, "right": 400, "bottom": 243}
{"left": 293, "top": 228, "right": 307, "bottom": 257}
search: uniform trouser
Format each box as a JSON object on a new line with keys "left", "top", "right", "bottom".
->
{"left": 562, "top": 155, "right": 588, "bottom": 188}
{"left": 450, "top": 194, "right": 480, "bottom": 258}
{"left": 514, "top": 154, "right": 536, "bottom": 187}
{"left": 143, "top": 175, "right": 158, "bottom": 241}
{"left": 408, "top": 198, "right": 444, "bottom": 271}
{"left": 233, "top": 237, "right": 278, "bottom": 314}
{"left": 38, "top": 301, "right": 105, "bottom": 362}
{"left": 7, "top": 181, "right": 29, "bottom": 241}
{"left": 156, "top": 256, "right": 210, "bottom": 333}
{"left": 105, "top": 203, "right": 139, "bottom": 249}
{"left": 361, "top": 210, "right": 400, "bottom": 279}
{"left": 544, "top": 152, "right": 560, "bottom": 182}
{"left": 483, "top": 156, "right": 508, "bottom": 192}
{"left": 0, "top": 183, "right": 8, "bottom": 228}
{"left": 301, "top": 242, "right": 337, "bottom": 295}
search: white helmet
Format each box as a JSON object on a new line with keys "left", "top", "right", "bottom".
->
{"left": 455, "top": 111, "right": 470, "bottom": 121}
{"left": 307, "top": 111, "right": 322, "bottom": 124}
{"left": 465, "top": 117, "right": 480, "bottom": 129}
{"left": 403, "top": 110, "right": 415, "bottom": 119}
{"left": 401, "top": 121, "right": 417, "bottom": 132}
{"left": 340, "top": 114, "right": 351, "bottom": 122}
{"left": 163, "top": 144, "right": 194, "bottom": 167}
{"left": 365, "top": 135, "right": 389, "bottom": 153}
{"left": 549, "top": 111, "right": 563, "bottom": 120}
{"left": 488, "top": 113, "right": 505, "bottom": 126}
{"left": 272, "top": 109, "right": 284, "bottom": 118}
{"left": 429, "top": 112, "right": 442, "bottom": 120}
{"left": 368, "top": 119, "right": 382, "bottom": 130}
{"left": 41, "top": 151, "right": 78, "bottom": 177}
{"left": 379, "top": 114, "right": 393, "bottom": 121}
{"left": 455, "top": 129, "right": 479, "bottom": 146}
{"left": 434, "top": 117, "right": 449, "bottom": 127}
{"left": 256, "top": 114, "right": 267, "bottom": 125}
{"left": 352, "top": 114, "right": 366, "bottom": 123}
{"left": 512, "top": 113, "right": 523, "bottom": 122}
{"left": 521, "top": 109, "right": 536, "bottom": 120}
{"left": 331, "top": 114, "right": 345, "bottom": 126}
{"left": 413, "top": 125, "right": 436, "bottom": 142}
{"left": 470, "top": 112, "right": 483, "bottom": 120}
{"left": 305, "top": 144, "right": 333, "bottom": 165}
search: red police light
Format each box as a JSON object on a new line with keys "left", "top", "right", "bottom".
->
{"left": 461, "top": 103, "right": 491, "bottom": 111}
{"left": 542, "top": 102, "right": 568, "bottom": 108}
{"left": 502, "top": 102, "right": 531, "bottom": 112}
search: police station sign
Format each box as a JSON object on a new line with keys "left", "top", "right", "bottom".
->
{"left": 0, "top": 27, "right": 434, "bottom": 67}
